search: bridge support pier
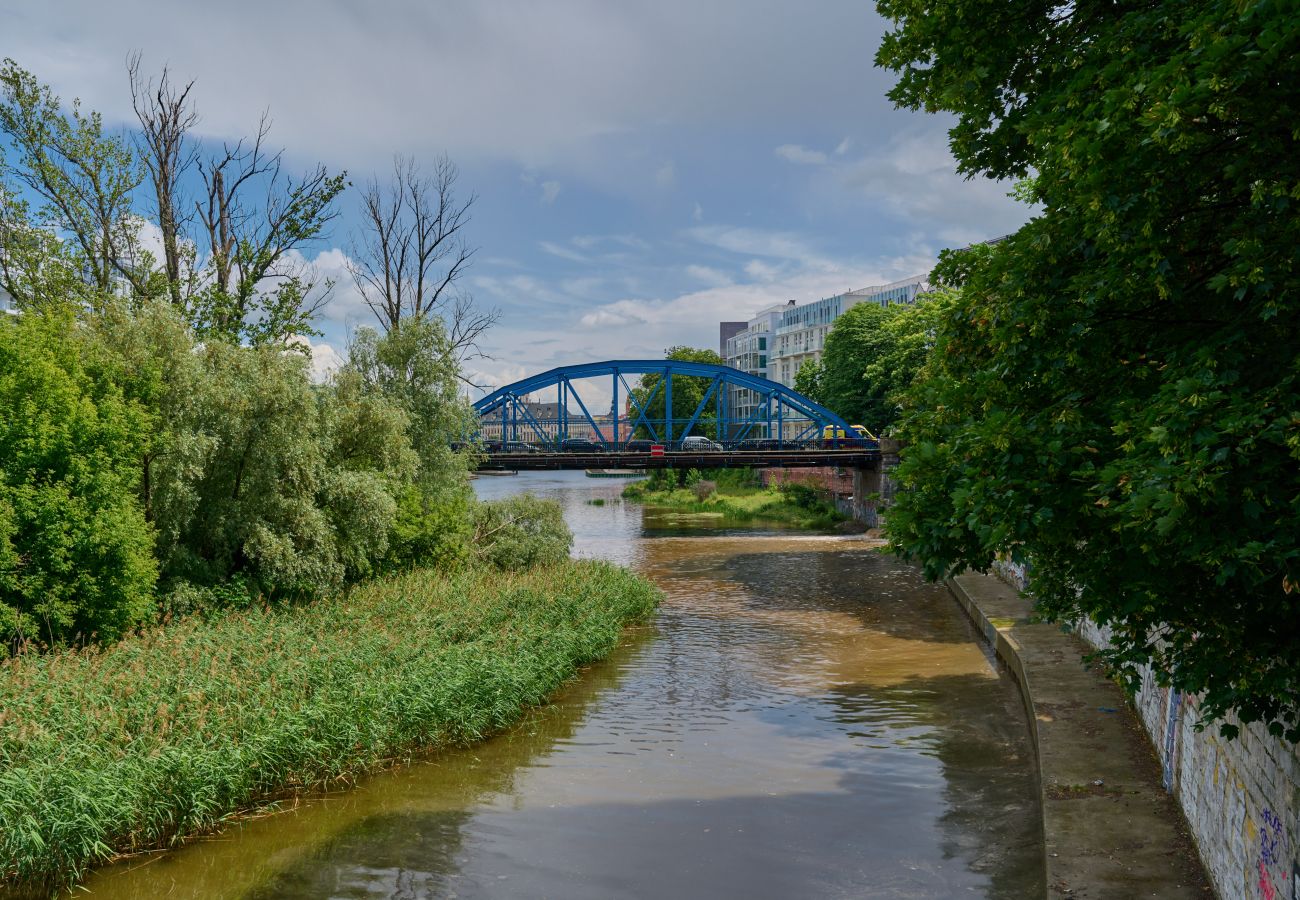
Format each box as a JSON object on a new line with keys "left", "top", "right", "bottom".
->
{"left": 851, "top": 438, "right": 901, "bottom": 529}
{"left": 852, "top": 468, "right": 881, "bottom": 528}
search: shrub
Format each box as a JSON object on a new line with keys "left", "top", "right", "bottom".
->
{"left": 0, "top": 311, "right": 157, "bottom": 645}
{"left": 778, "top": 481, "right": 823, "bottom": 511}
{"left": 693, "top": 480, "right": 717, "bottom": 501}
{"left": 471, "top": 494, "right": 573, "bottom": 570}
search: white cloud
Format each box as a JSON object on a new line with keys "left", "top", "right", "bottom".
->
{"left": 539, "top": 240, "right": 589, "bottom": 263}
{"left": 286, "top": 335, "right": 345, "bottom": 383}
{"left": 685, "top": 264, "right": 731, "bottom": 287}
{"left": 834, "top": 137, "right": 851, "bottom": 155}
{"left": 540, "top": 180, "right": 562, "bottom": 204}
{"left": 743, "top": 259, "right": 783, "bottom": 282}
{"left": 692, "top": 202, "right": 704, "bottom": 222}
{"left": 655, "top": 161, "right": 676, "bottom": 190}
{"left": 835, "top": 127, "right": 1033, "bottom": 244}
{"left": 687, "top": 225, "right": 826, "bottom": 264}
{"left": 19, "top": 2, "right": 892, "bottom": 172}
{"left": 774, "top": 144, "right": 828, "bottom": 166}
{"left": 571, "top": 233, "right": 650, "bottom": 252}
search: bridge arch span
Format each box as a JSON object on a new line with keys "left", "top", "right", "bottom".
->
{"left": 473, "top": 359, "right": 863, "bottom": 447}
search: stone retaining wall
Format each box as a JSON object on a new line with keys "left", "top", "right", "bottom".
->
{"left": 994, "top": 559, "right": 1299, "bottom": 900}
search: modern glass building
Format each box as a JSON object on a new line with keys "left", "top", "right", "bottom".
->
{"left": 769, "top": 274, "right": 930, "bottom": 389}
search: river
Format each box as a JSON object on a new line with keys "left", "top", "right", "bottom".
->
{"left": 81, "top": 470, "right": 1044, "bottom": 899}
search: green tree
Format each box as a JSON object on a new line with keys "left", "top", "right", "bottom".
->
{"left": 0, "top": 310, "right": 157, "bottom": 644}
{"left": 631, "top": 346, "right": 726, "bottom": 441}
{"left": 0, "top": 59, "right": 149, "bottom": 304}
{"left": 1, "top": 59, "right": 346, "bottom": 344}
{"left": 341, "top": 317, "right": 477, "bottom": 568}
{"left": 817, "top": 297, "right": 948, "bottom": 434}
{"left": 793, "top": 359, "right": 823, "bottom": 405}
{"left": 86, "top": 302, "right": 411, "bottom": 607}
{"left": 878, "top": 0, "right": 1300, "bottom": 738}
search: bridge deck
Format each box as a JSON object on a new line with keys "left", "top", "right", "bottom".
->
{"left": 477, "top": 450, "right": 879, "bottom": 471}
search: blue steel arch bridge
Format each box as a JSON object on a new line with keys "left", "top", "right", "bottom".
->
{"left": 470, "top": 360, "right": 879, "bottom": 471}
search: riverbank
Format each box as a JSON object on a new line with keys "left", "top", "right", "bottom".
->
{"left": 946, "top": 572, "right": 1212, "bottom": 897}
{"left": 0, "top": 560, "right": 659, "bottom": 893}
{"left": 622, "top": 472, "right": 847, "bottom": 529}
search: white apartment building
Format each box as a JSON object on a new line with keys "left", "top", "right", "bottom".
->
{"left": 723, "top": 303, "right": 786, "bottom": 435}
{"left": 768, "top": 274, "right": 930, "bottom": 389}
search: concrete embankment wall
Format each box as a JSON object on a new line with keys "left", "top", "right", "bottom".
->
{"left": 996, "top": 560, "right": 1299, "bottom": 900}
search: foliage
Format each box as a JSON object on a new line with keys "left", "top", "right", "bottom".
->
{"left": 0, "top": 59, "right": 149, "bottom": 302}
{"left": 341, "top": 318, "right": 478, "bottom": 569}
{"left": 622, "top": 474, "right": 843, "bottom": 529}
{"left": 0, "top": 560, "right": 659, "bottom": 891}
{"left": 471, "top": 494, "right": 573, "bottom": 571}
{"left": 631, "top": 346, "right": 726, "bottom": 440}
{"left": 777, "top": 481, "right": 824, "bottom": 512}
{"left": 878, "top": 0, "right": 1300, "bottom": 738}
{"left": 0, "top": 311, "right": 157, "bottom": 644}
{"left": 793, "top": 358, "right": 823, "bottom": 405}
{"left": 81, "top": 301, "right": 415, "bottom": 606}
{"left": 0, "top": 59, "right": 344, "bottom": 345}
{"left": 816, "top": 295, "right": 950, "bottom": 434}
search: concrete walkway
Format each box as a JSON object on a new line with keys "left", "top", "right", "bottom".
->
{"left": 947, "top": 572, "right": 1213, "bottom": 898}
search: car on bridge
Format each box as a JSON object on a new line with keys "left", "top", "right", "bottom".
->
{"left": 621, "top": 439, "right": 656, "bottom": 452}
{"left": 727, "top": 438, "right": 786, "bottom": 451}
{"left": 482, "top": 440, "right": 543, "bottom": 454}
{"left": 679, "top": 435, "right": 724, "bottom": 452}
{"left": 821, "top": 425, "right": 878, "bottom": 449}
{"left": 559, "top": 437, "right": 605, "bottom": 453}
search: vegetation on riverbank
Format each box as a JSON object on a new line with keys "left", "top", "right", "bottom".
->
{"left": 872, "top": 0, "right": 1300, "bottom": 739}
{"left": 622, "top": 469, "right": 845, "bottom": 529}
{"left": 0, "top": 559, "right": 659, "bottom": 892}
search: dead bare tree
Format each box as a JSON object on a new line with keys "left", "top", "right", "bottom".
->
{"left": 128, "top": 53, "right": 198, "bottom": 308}
{"left": 194, "top": 114, "right": 347, "bottom": 343}
{"left": 349, "top": 155, "right": 496, "bottom": 358}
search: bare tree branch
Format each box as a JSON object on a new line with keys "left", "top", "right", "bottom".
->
{"left": 349, "top": 154, "right": 485, "bottom": 341}
{"left": 128, "top": 52, "right": 198, "bottom": 308}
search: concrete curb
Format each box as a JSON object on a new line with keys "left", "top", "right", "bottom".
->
{"left": 945, "top": 572, "right": 1214, "bottom": 898}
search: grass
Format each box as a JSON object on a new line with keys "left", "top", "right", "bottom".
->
{"left": 0, "top": 560, "right": 659, "bottom": 893}
{"left": 622, "top": 477, "right": 845, "bottom": 529}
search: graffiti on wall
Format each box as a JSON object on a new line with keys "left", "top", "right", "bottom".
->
{"left": 1256, "top": 808, "right": 1286, "bottom": 899}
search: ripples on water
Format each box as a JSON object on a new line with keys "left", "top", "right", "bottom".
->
{"left": 81, "top": 470, "right": 1043, "bottom": 900}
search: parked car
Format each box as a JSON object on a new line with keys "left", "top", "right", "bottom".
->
{"left": 560, "top": 437, "right": 605, "bottom": 453}
{"left": 499, "top": 441, "right": 540, "bottom": 454}
{"left": 621, "top": 439, "right": 655, "bottom": 452}
{"left": 679, "top": 435, "right": 724, "bottom": 452}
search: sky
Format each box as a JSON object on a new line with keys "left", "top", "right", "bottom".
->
{"left": 4, "top": 0, "right": 1032, "bottom": 404}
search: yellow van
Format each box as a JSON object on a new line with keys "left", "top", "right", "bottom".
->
{"left": 821, "top": 424, "right": 877, "bottom": 447}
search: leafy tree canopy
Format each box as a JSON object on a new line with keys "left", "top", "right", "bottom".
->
{"left": 631, "top": 347, "right": 726, "bottom": 441}
{"left": 0, "top": 311, "right": 157, "bottom": 644}
{"left": 816, "top": 295, "right": 951, "bottom": 433}
{"left": 878, "top": 0, "right": 1300, "bottom": 738}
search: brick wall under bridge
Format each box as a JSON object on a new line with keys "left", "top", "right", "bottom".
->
{"left": 760, "top": 438, "right": 901, "bottom": 528}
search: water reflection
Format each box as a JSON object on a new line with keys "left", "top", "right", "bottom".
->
{"left": 79, "top": 471, "right": 1042, "bottom": 899}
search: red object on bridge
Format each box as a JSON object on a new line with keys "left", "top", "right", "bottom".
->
{"left": 650, "top": 444, "right": 664, "bottom": 457}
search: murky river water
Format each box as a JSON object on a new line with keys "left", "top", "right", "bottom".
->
{"left": 81, "top": 471, "right": 1043, "bottom": 899}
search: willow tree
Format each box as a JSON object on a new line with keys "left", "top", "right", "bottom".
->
{"left": 878, "top": 0, "right": 1300, "bottom": 739}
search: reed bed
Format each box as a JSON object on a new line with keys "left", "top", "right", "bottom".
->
{"left": 0, "top": 560, "right": 659, "bottom": 892}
